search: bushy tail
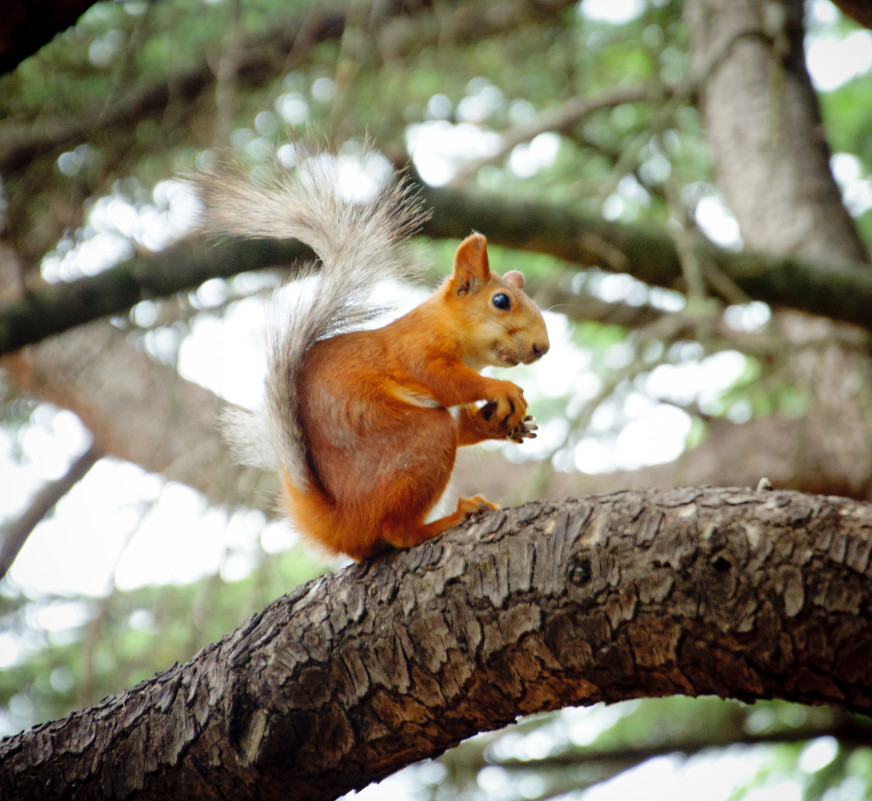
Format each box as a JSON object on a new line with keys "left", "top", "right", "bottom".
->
{"left": 194, "top": 148, "right": 427, "bottom": 488}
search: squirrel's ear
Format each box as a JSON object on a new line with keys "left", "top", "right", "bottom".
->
{"left": 503, "top": 270, "right": 526, "bottom": 289}
{"left": 451, "top": 233, "right": 490, "bottom": 295}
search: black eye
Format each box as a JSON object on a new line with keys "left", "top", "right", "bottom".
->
{"left": 491, "top": 293, "right": 511, "bottom": 310}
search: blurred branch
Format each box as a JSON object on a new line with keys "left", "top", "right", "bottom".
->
{"left": 4, "top": 184, "right": 872, "bottom": 356}
{"left": 0, "top": 442, "right": 102, "bottom": 581}
{"left": 532, "top": 273, "right": 669, "bottom": 328}
{"left": 0, "top": 237, "right": 314, "bottom": 356}
{"left": 1, "top": 320, "right": 275, "bottom": 513}
{"left": 0, "top": 9, "right": 346, "bottom": 176}
{"left": 449, "top": 85, "right": 681, "bottom": 187}
{"left": 490, "top": 713, "right": 872, "bottom": 801}
{"left": 0, "top": 0, "right": 100, "bottom": 75}
{"left": 495, "top": 715, "right": 872, "bottom": 772}
{"left": 830, "top": 0, "right": 872, "bottom": 29}
{"left": 1, "top": 0, "right": 577, "bottom": 177}
{"left": 460, "top": 402, "right": 872, "bottom": 503}
{"left": 420, "top": 185, "right": 872, "bottom": 333}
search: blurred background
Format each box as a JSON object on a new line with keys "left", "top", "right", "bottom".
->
{"left": 2, "top": 0, "right": 872, "bottom": 798}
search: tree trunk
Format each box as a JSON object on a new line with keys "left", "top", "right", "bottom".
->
{"left": 684, "top": 0, "right": 872, "bottom": 505}
{"left": 685, "top": 0, "right": 868, "bottom": 265}
{"left": 4, "top": 487, "right": 872, "bottom": 801}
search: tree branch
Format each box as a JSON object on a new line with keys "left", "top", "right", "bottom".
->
{"left": 448, "top": 85, "right": 680, "bottom": 187}
{"left": 495, "top": 716, "right": 872, "bottom": 772}
{"left": 0, "top": 442, "right": 102, "bottom": 581}
{"left": 1, "top": 0, "right": 578, "bottom": 177}
{"left": 3, "top": 487, "right": 872, "bottom": 801}
{"left": 419, "top": 185, "right": 872, "bottom": 329}
{"left": 0, "top": 0, "right": 100, "bottom": 75}
{"left": 3, "top": 184, "right": 872, "bottom": 356}
{"left": 0, "top": 9, "right": 346, "bottom": 176}
{"left": 0, "top": 236, "right": 314, "bottom": 356}
{"left": 831, "top": 0, "right": 872, "bottom": 29}
{"left": 1, "top": 320, "right": 275, "bottom": 513}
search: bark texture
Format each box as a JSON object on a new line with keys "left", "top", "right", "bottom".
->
{"left": 3, "top": 487, "right": 872, "bottom": 801}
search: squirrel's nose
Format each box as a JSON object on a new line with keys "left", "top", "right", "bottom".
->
{"left": 531, "top": 340, "right": 549, "bottom": 360}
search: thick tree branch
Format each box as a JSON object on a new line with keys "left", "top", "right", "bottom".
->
{"left": 3, "top": 185, "right": 872, "bottom": 356}
{"left": 0, "top": 237, "right": 314, "bottom": 356}
{"left": 3, "top": 487, "right": 872, "bottom": 801}
{"left": 419, "top": 186, "right": 872, "bottom": 326}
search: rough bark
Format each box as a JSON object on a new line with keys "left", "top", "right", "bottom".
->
{"left": 3, "top": 487, "right": 872, "bottom": 801}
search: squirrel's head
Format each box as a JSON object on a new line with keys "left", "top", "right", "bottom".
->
{"left": 447, "top": 233, "right": 550, "bottom": 371}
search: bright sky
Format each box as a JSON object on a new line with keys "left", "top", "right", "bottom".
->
{"left": 1, "top": 2, "right": 870, "bottom": 795}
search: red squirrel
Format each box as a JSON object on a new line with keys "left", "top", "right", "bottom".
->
{"left": 195, "top": 149, "right": 549, "bottom": 560}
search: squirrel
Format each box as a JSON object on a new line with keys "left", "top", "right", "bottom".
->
{"left": 194, "top": 149, "right": 550, "bottom": 560}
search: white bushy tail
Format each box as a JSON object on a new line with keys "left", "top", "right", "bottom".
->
{"left": 194, "top": 148, "right": 427, "bottom": 486}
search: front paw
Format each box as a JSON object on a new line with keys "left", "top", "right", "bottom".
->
{"left": 483, "top": 381, "right": 528, "bottom": 431}
{"left": 479, "top": 404, "right": 537, "bottom": 442}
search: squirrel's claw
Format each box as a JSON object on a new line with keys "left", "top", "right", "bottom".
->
{"left": 509, "top": 415, "right": 537, "bottom": 443}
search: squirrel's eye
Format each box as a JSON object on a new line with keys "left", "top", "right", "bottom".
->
{"left": 491, "top": 293, "right": 511, "bottom": 310}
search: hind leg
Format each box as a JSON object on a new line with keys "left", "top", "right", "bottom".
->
{"left": 380, "top": 495, "right": 499, "bottom": 550}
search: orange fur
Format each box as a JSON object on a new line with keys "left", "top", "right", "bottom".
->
{"left": 282, "top": 233, "right": 549, "bottom": 560}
